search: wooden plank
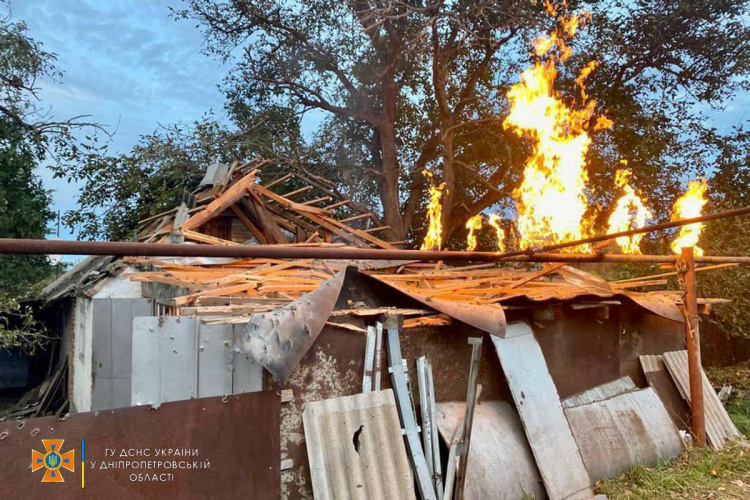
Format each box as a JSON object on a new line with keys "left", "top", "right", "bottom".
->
{"left": 316, "top": 213, "right": 395, "bottom": 249}
{"left": 246, "top": 187, "right": 289, "bottom": 244}
{"left": 490, "top": 322, "right": 593, "bottom": 500}
{"left": 363, "top": 326, "right": 376, "bottom": 393}
{"left": 230, "top": 205, "right": 269, "bottom": 244}
{"left": 180, "top": 172, "right": 256, "bottom": 231}
{"left": 506, "top": 263, "right": 566, "bottom": 290}
{"left": 284, "top": 185, "right": 314, "bottom": 198}
{"left": 323, "top": 198, "right": 351, "bottom": 210}
{"left": 263, "top": 172, "right": 293, "bottom": 189}
{"left": 181, "top": 229, "right": 242, "bottom": 246}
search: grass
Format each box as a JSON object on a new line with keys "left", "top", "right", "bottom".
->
{"left": 597, "top": 361, "right": 750, "bottom": 499}
{"left": 596, "top": 445, "right": 750, "bottom": 499}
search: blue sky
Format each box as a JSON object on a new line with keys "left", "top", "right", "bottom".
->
{"left": 10, "top": 0, "right": 749, "bottom": 249}
{"left": 12, "top": 0, "right": 229, "bottom": 242}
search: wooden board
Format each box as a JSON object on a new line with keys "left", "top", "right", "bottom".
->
{"left": 490, "top": 322, "right": 593, "bottom": 500}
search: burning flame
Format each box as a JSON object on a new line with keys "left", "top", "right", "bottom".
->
{"left": 488, "top": 214, "right": 506, "bottom": 252}
{"left": 670, "top": 179, "right": 708, "bottom": 256}
{"left": 606, "top": 168, "right": 653, "bottom": 254}
{"left": 504, "top": 11, "right": 610, "bottom": 253}
{"left": 421, "top": 176, "right": 445, "bottom": 251}
{"left": 465, "top": 215, "right": 483, "bottom": 251}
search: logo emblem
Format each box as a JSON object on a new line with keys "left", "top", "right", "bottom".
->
{"left": 31, "top": 439, "right": 75, "bottom": 482}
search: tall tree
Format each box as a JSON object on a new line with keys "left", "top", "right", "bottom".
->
{"left": 178, "top": 0, "right": 750, "bottom": 247}
{"left": 0, "top": 5, "right": 101, "bottom": 352}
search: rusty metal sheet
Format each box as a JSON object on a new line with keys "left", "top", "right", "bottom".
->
{"left": 368, "top": 276, "right": 506, "bottom": 337}
{"left": 303, "top": 389, "right": 415, "bottom": 500}
{"left": 238, "top": 268, "right": 348, "bottom": 383}
{"left": 562, "top": 376, "right": 636, "bottom": 409}
{"left": 565, "top": 388, "right": 684, "bottom": 482}
{"left": 639, "top": 355, "right": 691, "bottom": 432}
{"left": 490, "top": 322, "right": 593, "bottom": 500}
{"left": 436, "top": 401, "right": 544, "bottom": 500}
{"left": 0, "top": 391, "right": 280, "bottom": 499}
{"left": 502, "top": 288, "right": 684, "bottom": 324}
{"left": 238, "top": 266, "right": 507, "bottom": 383}
{"left": 662, "top": 350, "right": 741, "bottom": 449}
{"left": 626, "top": 293, "right": 684, "bottom": 323}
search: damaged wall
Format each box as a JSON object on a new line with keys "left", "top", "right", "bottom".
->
{"left": 268, "top": 303, "right": 685, "bottom": 500}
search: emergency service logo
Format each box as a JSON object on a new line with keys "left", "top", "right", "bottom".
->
{"left": 31, "top": 439, "right": 75, "bottom": 482}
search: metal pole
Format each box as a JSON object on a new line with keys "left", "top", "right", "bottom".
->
{"left": 2, "top": 238, "right": 750, "bottom": 264}
{"left": 679, "top": 247, "right": 707, "bottom": 447}
{"left": 456, "top": 337, "right": 482, "bottom": 500}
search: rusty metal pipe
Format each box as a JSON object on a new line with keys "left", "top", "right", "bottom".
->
{"left": 501, "top": 205, "right": 750, "bottom": 257}
{"left": 2, "top": 238, "right": 750, "bottom": 264}
{"left": 680, "top": 247, "right": 707, "bottom": 447}
{"left": 2, "top": 204, "right": 750, "bottom": 262}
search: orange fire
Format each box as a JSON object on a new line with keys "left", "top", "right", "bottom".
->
{"left": 465, "top": 215, "right": 483, "bottom": 251}
{"left": 421, "top": 176, "right": 445, "bottom": 251}
{"left": 504, "top": 11, "right": 610, "bottom": 253}
{"left": 670, "top": 179, "right": 708, "bottom": 256}
{"left": 488, "top": 214, "right": 506, "bottom": 252}
{"left": 606, "top": 168, "right": 653, "bottom": 254}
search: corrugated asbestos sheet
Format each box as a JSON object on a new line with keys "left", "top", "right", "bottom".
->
{"left": 662, "top": 350, "right": 741, "bottom": 449}
{"left": 640, "top": 355, "right": 691, "bottom": 431}
{"left": 303, "top": 389, "right": 415, "bottom": 500}
{"left": 435, "top": 401, "right": 544, "bottom": 500}
{"left": 561, "top": 376, "right": 637, "bottom": 409}
{"left": 565, "top": 388, "right": 684, "bottom": 482}
{"left": 490, "top": 322, "right": 593, "bottom": 500}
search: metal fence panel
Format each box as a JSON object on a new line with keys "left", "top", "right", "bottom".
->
{"left": 0, "top": 391, "right": 280, "bottom": 499}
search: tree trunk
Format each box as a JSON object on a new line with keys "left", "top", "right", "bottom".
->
{"left": 378, "top": 70, "right": 407, "bottom": 241}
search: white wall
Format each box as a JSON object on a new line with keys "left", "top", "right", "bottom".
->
{"left": 72, "top": 297, "right": 93, "bottom": 412}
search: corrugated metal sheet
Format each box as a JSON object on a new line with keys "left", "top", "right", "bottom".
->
{"left": 501, "top": 288, "right": 684, "bottom": 323}
{"left": 639, "top": 355, "right": 691, "bottom": 431}
{"left": 372, "top": 279, "right": 507, "bottom": 337}
{"left": 435, "top": 401, "right": 544, "bottom": 500}
{"left": 662, "top": 350, "right": 741, "bottom": 449}
{"left": 490, "top": 322, "right": 593, "bottom": 500}
{"left": 302, "top": 389, "right": 415, "bottom": 500}
{"left": 562, "top": 376, "right": 637, "bottom": 409}
{"left": 565, "top": 387, "right": 684, "bottom": 482}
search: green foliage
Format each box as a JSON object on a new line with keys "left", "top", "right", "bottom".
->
{"left": 0, "top": 296, "right": 50, "bottom": 355}
{"left": 63, "top": 106, "right": 304, "bottom": 241}
{"left": 0, "top": 5, "right": 93, "bottom": 353}
{"left": 170, "top": 0, "right": 750, "bottom": 245}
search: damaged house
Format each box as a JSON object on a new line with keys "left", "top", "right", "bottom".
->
{"left": 9, "top": 159, "right": 741, "bottom": 499}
